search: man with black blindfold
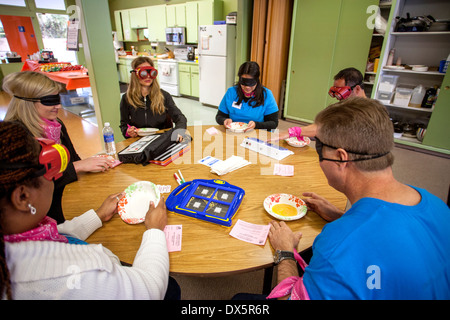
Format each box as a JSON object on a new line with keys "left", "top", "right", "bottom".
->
{"left": 216, "top": 61, "right": 279, "bottom": 131}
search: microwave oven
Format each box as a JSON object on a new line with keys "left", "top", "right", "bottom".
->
{"left": 166, "top": 27, "right": 186, "bottom": 46}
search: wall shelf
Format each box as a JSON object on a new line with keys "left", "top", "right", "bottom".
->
{"left": 382, "top": 68, "right": 446, "bottom": 76}
{"left": 371, "top": 0, "right": 450, "bottom": 152}
{"left": 391, "top": 31, "right": 450, "bottom": 36}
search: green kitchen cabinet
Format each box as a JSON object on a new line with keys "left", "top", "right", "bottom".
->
{"left": 186, "top": 1, "right": 199, "bottom": 43}
{"left": 166, "top": 3, "right": 186, "bottom": 27}
{"left": 146, "top": 5, "right": 167, "bottom": 42}
{"left": 284, "top": 0, "right": 377, "bottom": 123}
{"left": 198, "top": 0, "right": 222, "bottom": 26}
{"left": 114, "top": 11, "right": 123, "bottom": 41}
{"left": 188, "top": 0, "right": 223, "bottom": 42}
{"left": 129, "top": 8, "right": 147, "bottom": 29}
{"left": 118, "top": 63, "right": 128, "bottom": 83}
{"left": 179, "top": 63, "right": 199, "bottom": 98}
{"left": 179, "top": 70, "right": 191, "bottom": 96}
{"left": 118, "top": 58, "right": 133, "bottom": 83}
{"left": 120, "top": 10, "right": 138, "bottom": 42}
{"left": 191, "top": 67, "right": 199, "bottom": 98}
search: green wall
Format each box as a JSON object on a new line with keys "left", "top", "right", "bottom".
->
{"left": 76, "top": 0, "right": 121, "bottom": 143}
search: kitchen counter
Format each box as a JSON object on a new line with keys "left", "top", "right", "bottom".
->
{"left": 178, "top": 60, "right": 198, "bottom": 65}
{"left": 118, "top": 56, "right": 198, "bottom": 64}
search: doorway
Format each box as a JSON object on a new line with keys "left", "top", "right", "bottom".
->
{"left": 36, "top": 13, "right": 77, "bottom": 64}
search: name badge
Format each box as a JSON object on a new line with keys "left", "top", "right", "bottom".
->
{"left": 231, "top": 101, "right": 242, "bottom": 109}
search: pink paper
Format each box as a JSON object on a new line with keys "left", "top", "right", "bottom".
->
{"left": 229, "top": 219, "right": 271, "bottom": 246}
{"left": 164, "top": 225, "right": 182, "bottom": 252}
{"left": 157, "top": 185, "right": 171, "bottom": 194}
{"left": 273, "top": 163, "right": 294, "bottom": 176}
{"left": 206, "top": 127, "right": 219, "bottom": 135}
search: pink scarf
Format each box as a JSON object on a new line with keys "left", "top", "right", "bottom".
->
{"left": 267, "top": 250, "right": 310, "bottom": 300}
{"left": 40, "top": 118, "right": 61, "bottom": 143}
{"left": 4, "top": 216, "right": 68, "bottom": 244}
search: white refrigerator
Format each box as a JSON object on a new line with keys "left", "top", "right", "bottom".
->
{"left": 198, "top": 24, "right": 236, "bottom": 107}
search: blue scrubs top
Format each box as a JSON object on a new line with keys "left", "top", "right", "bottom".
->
{"left": 218, "top": 86, "right": 278, "bottom": 123}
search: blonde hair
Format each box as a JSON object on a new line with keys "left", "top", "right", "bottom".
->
{"left": 315, "top": 97, "right": 394, "bottom": 172}
{"left": 127, "top": 56, "right": 165, "bottom": 115}
{"left": 2, "top": 71, "right": 63, "bottom": 138}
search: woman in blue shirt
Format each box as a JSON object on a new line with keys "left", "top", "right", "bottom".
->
{"left": 216, "top": 61, "right": 279, "bottom": 131}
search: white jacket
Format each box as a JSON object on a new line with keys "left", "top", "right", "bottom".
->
{"left": 5, "top": 210, "right": 169, "bottom": 300}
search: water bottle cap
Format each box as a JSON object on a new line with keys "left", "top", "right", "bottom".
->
{"left": 104, "top": 122, "right": 110, "bottom": 127}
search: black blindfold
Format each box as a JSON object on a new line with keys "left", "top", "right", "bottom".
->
{"left": 14, "top": 94, "right": 61, "bottom": 106}
{"left": 239, "top": 77, "right": 257, "bottom": 87}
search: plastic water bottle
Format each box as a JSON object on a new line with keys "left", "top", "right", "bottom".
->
{"left": 103, "top": 122, "right": 116, "bottom": 157}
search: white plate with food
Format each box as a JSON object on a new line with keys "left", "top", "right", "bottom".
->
{"left": 137, "top": 128, "right": 159, "bottom": 136}
{"left": 263, "top": 193, "right": 307, "bottom": 221}
{"left": 118, "top": 181, "right": 160, "bottom": 224}
{"left": 285, "top": 136, "right": 311, "bottom": 148}
{"left": 228, "top": 122, "right": 249, "bottom": 133}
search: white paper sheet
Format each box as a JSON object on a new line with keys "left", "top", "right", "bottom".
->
{"left": 229, "top": 220, "right": 271, "bottom": 246}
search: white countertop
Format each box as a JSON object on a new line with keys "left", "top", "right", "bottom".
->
{"left": 118, "top": 56, "right": 198, "bottom": 64}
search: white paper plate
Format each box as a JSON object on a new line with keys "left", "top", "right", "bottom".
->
{"left": 384, "top": 65, "right": 405, "bottom": 70}
{"left": 285, "top": 136, "right": 311, "bottom": 148}
{"left": 263, "top": 193, "right": 307, "bottom": 221}
{"left": 118, "top": 181, "right": 160, "bottom": 224}
{"left": 137, "top": 128, "right": 159, "bottom": 136}
{"left": 229, "top": 122, "right": 249, "bottom": 133}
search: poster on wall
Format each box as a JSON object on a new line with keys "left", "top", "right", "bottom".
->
{"left": 66, "top": 19, "right": 79, "bottom": 51}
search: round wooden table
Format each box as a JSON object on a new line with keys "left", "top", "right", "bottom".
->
{"left": 62, "top": 125, "right": 346, "bottom": 279}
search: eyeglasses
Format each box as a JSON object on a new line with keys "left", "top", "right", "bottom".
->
{"left": 14, "top": 94, "right": 61, "bottom": 106}
{"left": 328, "top": 83, "right": 361, "bottom": 100}
{"left": 131, "top": 66, "right": 158, "bottom": 80}
{"left": 314, "top": 136, "right": 389, "bottom": 162}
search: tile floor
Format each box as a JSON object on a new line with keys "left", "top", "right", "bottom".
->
{"left": 173, "top": 96, "right": 218, "bottom": 126}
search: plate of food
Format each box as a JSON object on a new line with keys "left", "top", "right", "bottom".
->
{"left": 137, "top": 128, "right": 159, "bottom": 136}
{"left": 118, "top": 181, "right": 160, "bottom": 224}
{"left": 285, "top": 136, "right": 311, "bottom": 148}
{"left": 263, "top": 193, "right": 307, "bottom": 221}
{"left": 228, "top": 122, "right": 249, "bottom": 133}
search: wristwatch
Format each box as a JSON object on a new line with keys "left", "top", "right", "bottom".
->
{"left": 274, "top": 250, "right": 295, "bottom": 265}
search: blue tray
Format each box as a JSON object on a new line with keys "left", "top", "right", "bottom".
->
{"left": 166, "top": 179, "right": 245, "bottom": 227}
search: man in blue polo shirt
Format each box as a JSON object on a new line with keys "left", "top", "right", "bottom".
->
{"left": 267, "top": 97, "right": 450, "bottom": 300}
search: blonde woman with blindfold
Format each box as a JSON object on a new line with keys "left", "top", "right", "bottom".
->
{"left": 119, "top": 56, "right": 187, "bottom": 141}
{"left": 3, "top": 71, "right": 115, "bottom": 224}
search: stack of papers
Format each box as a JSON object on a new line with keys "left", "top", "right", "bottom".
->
{"left": 210, "top": 155, "right": 251, "bottom": 176}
